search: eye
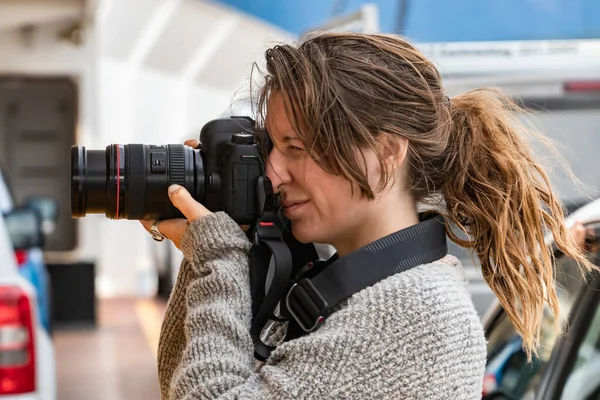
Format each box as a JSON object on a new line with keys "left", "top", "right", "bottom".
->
{"left": 256, "top": 129, "right": 273, "bottom": 157}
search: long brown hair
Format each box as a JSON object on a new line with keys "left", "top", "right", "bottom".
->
{"left": 252, "top": 32, "right": 595, "bottom": 359}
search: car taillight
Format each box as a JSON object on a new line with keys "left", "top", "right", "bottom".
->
{"left": 482, "top": 374, "right": 497, "bottom": 396}
{"left": 0, "top": 286, "right": 35, "bottom": 394}
{"left": 14, "top": 250, "right": 27, "bottom": 268}
{"left": 564, "top": 81, "right": 600, "bottom": 92}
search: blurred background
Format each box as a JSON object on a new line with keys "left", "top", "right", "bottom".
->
{"left": 0, "top": 1, "right": 599, "bottom": 399}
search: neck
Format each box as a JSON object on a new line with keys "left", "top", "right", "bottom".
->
{"left": 332, "top": 198, "right": 420, "bottom": 257}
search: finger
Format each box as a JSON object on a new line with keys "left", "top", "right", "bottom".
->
{"left": 184, "top": 139, "right": 200, "bottom": 148}
{"left": 240, "top": 224, "right": 250, "bottom": 232}
{"left": 168, "top": 184, "right": 210, "bottom": 221}
{"left": 140, "top": 219, "right": 153, "bottom": 231}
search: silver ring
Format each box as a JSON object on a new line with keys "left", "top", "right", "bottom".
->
{"left": 150, "top": 220, "right": 167, "bottom": 242}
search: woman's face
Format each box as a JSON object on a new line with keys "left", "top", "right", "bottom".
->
{"left": 264, "top": 93, "right": 408, "bottom": 255}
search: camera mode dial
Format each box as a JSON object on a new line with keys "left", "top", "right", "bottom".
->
{"left": 231, "top": 132, "right": 254, "bottom": 145}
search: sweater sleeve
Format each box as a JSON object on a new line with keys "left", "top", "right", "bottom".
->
{"left": 157, "top": 257, "right": 199, "bottom": 399}
{"left": 162, "top": 212, "right": 485, "bottom": 400}
{"left": 166, "top": 212, "right": 358, "bottom": 399}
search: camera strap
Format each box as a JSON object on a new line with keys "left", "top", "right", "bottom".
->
{"left": 282, "top": 212, "right": 448, "bottom": 342}
{"left": 250, "top": 224, "right": 322, "bottom": 361}
{"left": 249, "top": 177, "right": 300, "bottom": 361}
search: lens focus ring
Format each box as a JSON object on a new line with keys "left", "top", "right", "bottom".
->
{"left": 127, "top": 144, "right": 147, "bottom": 220}
{"left": 168, "top": 145, "right": 186, "bottom": 187}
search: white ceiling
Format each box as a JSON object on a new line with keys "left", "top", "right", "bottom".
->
{"left": 0, "top": 0, "right": 85, "bottom": 32}
{"left": 100, "top": 0, "right": 292, "bottom": 94}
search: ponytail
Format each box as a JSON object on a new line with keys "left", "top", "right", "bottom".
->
{"left": 440, "top": 88, "right": 595, "bottom": 360}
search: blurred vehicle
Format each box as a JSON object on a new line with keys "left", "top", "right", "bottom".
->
{"left": 0, "top": 170, "right": 57, "bottom": 333}
{"left": 0, "top": 205, "right": 56, "bottom": 399}
{"left": 481, "top": 198, "right": 600, "bottom": 400}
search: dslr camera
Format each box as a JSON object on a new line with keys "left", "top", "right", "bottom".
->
{"left": 71, "top": 116, "right": 301, "bottom": 361}
{"left": 71, "top": 116, "right": 272, "bottom": 223}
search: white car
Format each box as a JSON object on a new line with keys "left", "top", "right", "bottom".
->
{"left": 0, "top": 208, "right": 56, "bottom": 400}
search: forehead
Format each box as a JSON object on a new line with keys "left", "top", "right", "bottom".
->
{"left": 265, "top": 92, "right": 299, "bottom": 140}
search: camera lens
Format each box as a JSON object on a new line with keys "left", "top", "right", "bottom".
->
{"left": 71, "top": 144, "right": 204, "bottom": 220}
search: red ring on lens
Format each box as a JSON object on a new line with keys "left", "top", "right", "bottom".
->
{"left": 115, "top": 144, "right": 120, "bottom": 219}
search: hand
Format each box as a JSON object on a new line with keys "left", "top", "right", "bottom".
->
{"left": 141, "top": 183, "right": 211, "bottom": 249}
{"left": 570, "top": 221, "right": 587, "bottom": 250}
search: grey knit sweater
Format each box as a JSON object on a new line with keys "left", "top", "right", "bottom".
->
{"left": 157, "top": 212, "right": 487, "bottom": 399}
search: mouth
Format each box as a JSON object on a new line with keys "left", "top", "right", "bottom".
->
{"left": 282, "top": 200, "right": 309, "bottom": 217}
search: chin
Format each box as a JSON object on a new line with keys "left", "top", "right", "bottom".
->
{"left": 290, "top": 221, "right": 320, "bottom": 244}
{"left": 290, "top": 224, "right": 312, "bottom": 243}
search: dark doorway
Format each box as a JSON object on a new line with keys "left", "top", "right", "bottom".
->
{"left": 0, "top": 76, "right": 78, "bottom": 251}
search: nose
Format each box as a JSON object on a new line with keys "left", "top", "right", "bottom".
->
{"left": 265, "top": 148, "right": 291, "bottom": 192}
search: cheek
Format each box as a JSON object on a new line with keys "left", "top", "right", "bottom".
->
{"left": 292, "top": 171, "right": 368, "bottom": 243}
{"left": 294, "top": 158, "right": 358, "bottom": 220}
{"left": 311, "top": 176, "right": 356, "bottom": 217}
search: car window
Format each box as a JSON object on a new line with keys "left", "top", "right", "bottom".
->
{"left": 482, "top": 243, "right": 597, "bottom": 399}
{"left": 559, "top": 291, "right": 600, "bottom": 400}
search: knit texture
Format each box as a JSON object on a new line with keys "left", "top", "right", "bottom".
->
{"left": 157, "top": 212, "right": 487, "bottom": 399}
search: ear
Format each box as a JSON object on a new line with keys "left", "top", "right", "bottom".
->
{"left": 379, "top": 135, "right": 409, "bottom": 169}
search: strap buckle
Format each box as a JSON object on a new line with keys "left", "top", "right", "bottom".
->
{"left": 285, "top": 278, "right": 328, "bottom": 332}
{"left": 253, "top": 217, "right": 281, "bottom": 244}
{"left": 253, "top": 176, "right": 284, "bottom": 245}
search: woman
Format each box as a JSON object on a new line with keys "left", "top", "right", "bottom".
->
{"left": 142, "top": 32, "right": 593, "bottom": 399}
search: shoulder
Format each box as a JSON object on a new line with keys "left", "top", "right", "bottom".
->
{"left": 336, "top": 255, "right": 482, "bottom": 328}
{"left": 322, "top": 255, "right": 487, "bottom": 396}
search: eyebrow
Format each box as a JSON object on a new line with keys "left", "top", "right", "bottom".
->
{"left": 281, "top": 135, "right": 301, "bottom": 142}
{"left": 266, "top": 128, "right": 300, "bottom": 143}
{"left": 265, "top": 124, "right": 301, "bottom": 143}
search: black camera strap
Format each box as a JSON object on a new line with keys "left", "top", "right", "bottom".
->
{"left": 249, "top": 177, "right": 310, "bottom": 361}
{"left": 249, "top": 228, "right": 320, "bottom": 360}
{"left": 249, "top": 233, "right": 291, "bottom": 360}
{"left": 282, "top": 213, "right": 448, "bottom": 341}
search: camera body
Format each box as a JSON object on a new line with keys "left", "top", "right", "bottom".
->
{"left": 70, "top": 116, "right": 266, "bottom": 224}
{"left": 200, "top": 116, "right": 262, "bottom": 224}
